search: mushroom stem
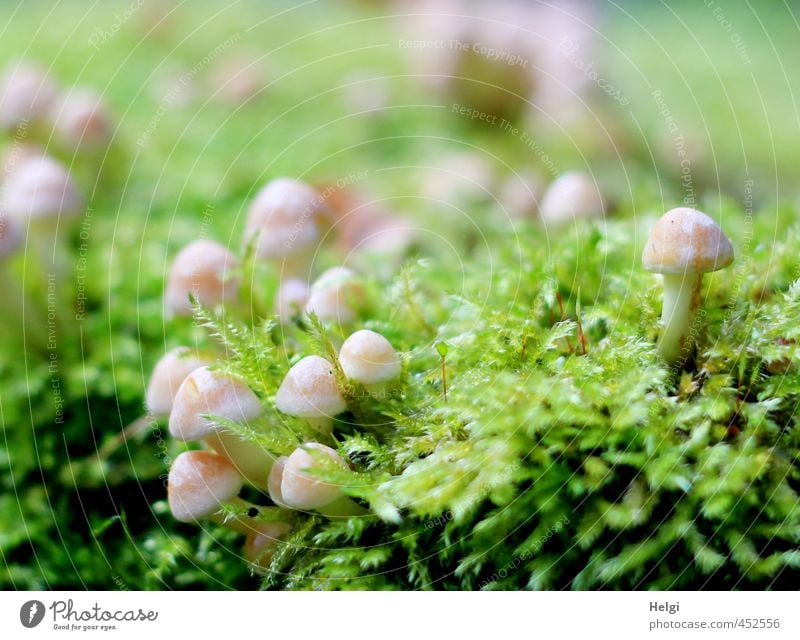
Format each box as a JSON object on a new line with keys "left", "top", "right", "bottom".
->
{"left": 204, "top": 430, "right": 275, "bottom": 489}
{"left": 658, "top": 272, "right": 702, "bottom": 366}
{"left": 316, "top": 495, "right": 368, "bottom": 519}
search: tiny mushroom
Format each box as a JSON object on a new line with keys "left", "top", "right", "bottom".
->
{"left": 274, "top": 278, "right": 309, "bottom": 324}
{"left": 3, "top": 154, "right": 83, "bottom": 224}
{"left": 539, "top": 171, "right": 603, "bottom": 226}
{"left": 274, "top": 355, "right": 346, "bottom": 435}
{"left": 0, "top": 61, "right": 58, "bottom": 131}
{"left": 496, "top": 170, "right": 543, "bottom": 220}
{"left": 145, "top": 346, "right": 211, "bottom": 418}
{"left": 339, "top": 329, "right": 401, "bottom": 396}
{"left": 243, "top": 178, "right": 328, "bottom": 277}
{"left": 164, "top": 239, "right": 239, "bottom": 316}
{"left": 278, "top": 443, "right": 366, "bottom": 518}
{"left": 50, "top": 87, "right": 112, "bottom": 151}
{"left": 642, "top": 207, "right": 734, "bottom": 366}
{"left": 304, "top": 266, "right": 364, "bottom": 326}
{"left": 169, "top": 366, "right": 274, "bottom": 487}
{"left": 3, "top": 154, "right": 84, "bottom": 278}
{"left": 167, "top": 450, "right": 271, "bottom": 534}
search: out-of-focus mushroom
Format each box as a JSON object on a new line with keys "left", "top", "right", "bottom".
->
{"left": 539, "top": 172, "right": 604, "bottom": 226}
{"left": 50, "top": 88, "right": 112, "bottom": 151}
{"left": 305, "top": 266, "right": 364, "bottom": 326}
{"left": 0, "top": 61, "right": 58, "bottom": 131}
{"left": 243, "top": 178, "right": 328, "bottom": 277}
{"left": 164, "top": 239, "right": 239, "bottom": 317}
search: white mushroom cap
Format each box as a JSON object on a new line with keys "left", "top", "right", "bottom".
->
{"left": 642, "top": 207, "right": 734, "bottom": 275}
{"left": 168, "top": 450, "right": 243, "bottom": 523}
{"left": 275, "top": 278, "right": 309, "bottom": 324}
{"left": 304, "top": 266, "right": 363, "bottom": 324}
{"left": 169, "top": 366, "right": 262, "bottom": 441}
{"left": 539, "top": 171, "right": 603, "bottom": 225}
{"left": 339, "top": 330, "right": 401, "bottom": 388}
{"left": 275, "top": 355, "right": 346, "bottom": 420}
{"left": 3, "top": 155, "right": 83, "bottom": 222}
{"left": 0, "top": 61, "right": 58, "bottom": 130}
{"left": 0, "top": 213, "right": 23, "bottom": 259}
{"left": 50, "top": 87, "right": 112, "bottom": 150}
{"left": 267, "top": 456, "right": 288, "bottom": 506}
{"left": 280, "top": 443, "right": 348, "bottom": 510}
{"left": 243, "top": 178, "right": 326, "bottom": 262}
{"left": 144, "top": 347, "right": 210, "bottom": 418}
{"left": 164, "top": 239, "right": 239, "bottom": 316}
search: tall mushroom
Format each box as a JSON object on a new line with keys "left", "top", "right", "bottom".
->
{"left": 278, "top": 443, "right": 366, "bottom": 518}
{"left": 642, "top": 207, "right": 734, "bottom": 366}
{"left": 274, "top": 355, "right": 346, "bottom": 435}
{"left": 170, "top": 366, "right": 274, "bottom": 487}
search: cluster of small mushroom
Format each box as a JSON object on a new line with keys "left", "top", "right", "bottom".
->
{"left": 0, "top": 60, "right": 113, "bottom": 153}
{"left": 153, "top": 177, "right": 407, "bottom": 571}
{"left": 150, "top": 332, "right": 400, "bottom": 569}
{"left": 422, "top": 152, "right": 604, "bottom": 227}
{"left": 0, "top": 60, "right": 116, "bottom": 344}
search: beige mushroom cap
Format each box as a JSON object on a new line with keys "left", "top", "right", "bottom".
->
{"left": 274, "top": 278, "right": 309, "bottom": 324}
{"left": 539, "top": 171, "right": 603, "bottom": 225}
{"left": 339, "top": 330, "right": 401, "bottom": 386}
{"left": 50, "top": 88, "right": 112, "bottom": 150}
{"left": 0, "top": 61, "right": 58, "bottom": 129}
{"left": 169, "top": 366, "right": 262, "bottom": 441}
{"left": 168, "top": 450, "right": 243, "bottom": 523}
{"left": 244, "top": 178, "right": 326, "bottom": 260}
{"left": 280, "top": 443, "right": 347, "bottom": 510}
{"left": 304, "top": 266, "right": 363, "bottom": 324}
{"left": 164, "top": 239, "right": 239, "bottom": 316}
{"left": 3, "top": 155, "right": 83, "bottom": 222}
{"left": 642, "top": 207, "right": 734, "bottom": 275}
{"left": 145, "top": 347, "right": 210, "bottom": 418}
{"left": 275, "top": 355, "right": 346, "bottom": 420}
